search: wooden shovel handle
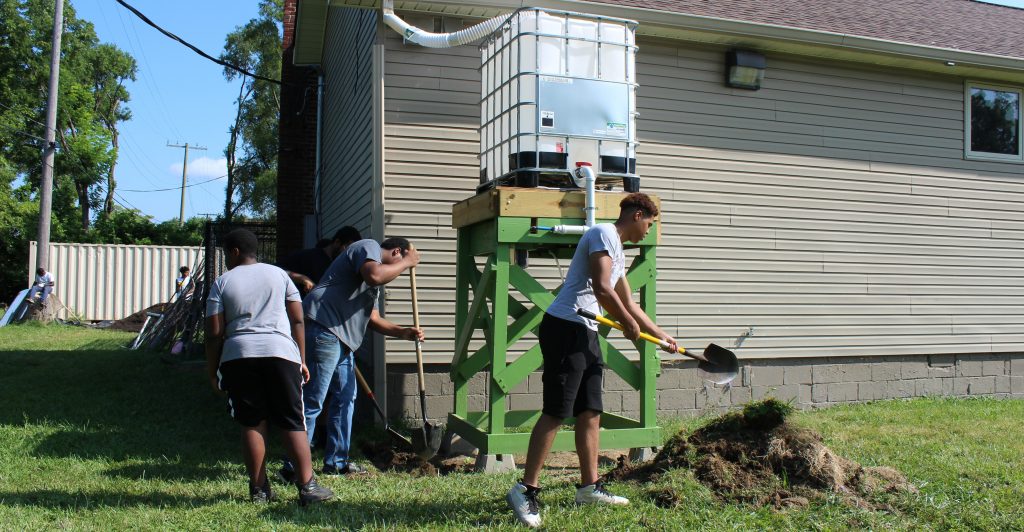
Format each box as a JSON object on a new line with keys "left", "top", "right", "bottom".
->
{"left": 410, "top": 265, "right": 426, "bottom": 393}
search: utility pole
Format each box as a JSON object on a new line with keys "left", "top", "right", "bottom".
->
{"left": 167, "top": 142, "right": 206, "bottom": 225}
{"left": 36, "top": 0, "right": 65, "bottom": 271}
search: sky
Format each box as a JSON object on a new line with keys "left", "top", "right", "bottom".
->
{"left": 68, "top": 0, "right": 1024, "bottom": 222}
{"left": 72, "top": 0, "right": 263, "bottom": 222}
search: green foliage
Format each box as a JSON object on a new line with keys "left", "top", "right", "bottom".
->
{"left": 220, "top": 0, "right": 282, "bottom": 220}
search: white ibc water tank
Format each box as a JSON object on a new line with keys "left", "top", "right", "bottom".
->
{"left": 480, "top": 8, "right": 639, "bottom": 189}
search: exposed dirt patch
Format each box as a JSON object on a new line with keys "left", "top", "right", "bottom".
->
{"left": 604, "top": 399, "right": 916, "bottom": 510}
{"left": 360, "top": 440, "right": 474, "bottom": 476}
{"left": 104, "top": 304, "right": 166, "bottom": 332}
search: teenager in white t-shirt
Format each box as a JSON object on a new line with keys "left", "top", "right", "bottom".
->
{"left": 507, "top": 193, "right": 679, "bottom": 528}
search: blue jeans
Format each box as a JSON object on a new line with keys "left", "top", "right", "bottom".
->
{"left": 28, "top": 285, "right": 52, "bottom": 302}
{"left": 303, "top": 321, "right": 357, "bottom": 468}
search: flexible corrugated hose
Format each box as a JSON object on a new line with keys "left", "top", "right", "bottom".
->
{"left": 381, "top": 0, "right": 508, "bottom": 48}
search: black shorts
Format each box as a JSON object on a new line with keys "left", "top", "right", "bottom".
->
{"left": 217, "top": 357, "right": 305, "bottom": 431}
{"left": 539, "top": 313, "right": 604, "bottom": 418}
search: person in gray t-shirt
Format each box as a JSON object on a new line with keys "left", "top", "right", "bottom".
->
{"left": 206, "top": 229, "right": 333, "bottom": 506}
{"left": 507, "top": 193, "right": 679, "bottom": 528}
{"left": 280, "top": 237, "right": 424, "bottom": 479}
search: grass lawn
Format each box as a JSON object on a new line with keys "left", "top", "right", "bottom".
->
{"left": 1, "top": 323, "right": 1023, "bottom": 530}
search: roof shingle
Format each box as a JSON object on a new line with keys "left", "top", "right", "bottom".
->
{"left": 589, "top": 0, "right": 1024, "bottom": 59}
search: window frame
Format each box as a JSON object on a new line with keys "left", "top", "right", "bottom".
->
{"left": 964, "top": 80, "right": 1024, "bottom": 162}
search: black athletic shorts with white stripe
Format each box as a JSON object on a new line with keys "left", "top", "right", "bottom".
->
{"left": 217, "top": 357, "right": 305, "bottom": 431}
{"left": 539, "top": 313, "right": 604, "bottom": 418}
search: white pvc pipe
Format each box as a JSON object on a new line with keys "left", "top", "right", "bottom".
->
{"left": 381, "top": 0, "right": 508, "bottom": 48}
{"left": 549, "top": 165, "right": 598, "bottom": 234}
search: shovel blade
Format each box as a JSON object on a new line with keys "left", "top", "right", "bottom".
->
{"left": 411, "top": 422, "right": 445, "bottom": 460}
{"left": 696, "top": 343, "right": 740, "bottom": 385}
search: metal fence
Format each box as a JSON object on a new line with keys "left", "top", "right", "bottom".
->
{"left": 27, "top": 241, "right": 205, "bottom": 321}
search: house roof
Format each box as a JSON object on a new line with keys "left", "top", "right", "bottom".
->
{"left": 297, "top": 0, "right": 1024, "bottom": 82}
{"left": 588, "top": 0, "right": 1024, "bottom": 59}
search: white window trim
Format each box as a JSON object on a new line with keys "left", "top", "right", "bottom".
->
{"left": 964, "top": 80, "right": 1024, "bottom": 162}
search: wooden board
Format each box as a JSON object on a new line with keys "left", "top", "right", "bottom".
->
{"left": 452, "top": 187, "right": 663, "bottom": 229}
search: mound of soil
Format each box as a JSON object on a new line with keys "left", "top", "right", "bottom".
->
{"left": 106, "top": 304, "right": 166, "bottom": 332}
{"left": 605, "top": 399, "right": 916, "bottom": 510}
{"left": 360, "top": 439, "right": 474, "bottom": 476}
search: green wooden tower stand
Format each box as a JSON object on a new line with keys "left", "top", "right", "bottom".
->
{"left": 448, "top": 187, "right": 663, "bottom": 471}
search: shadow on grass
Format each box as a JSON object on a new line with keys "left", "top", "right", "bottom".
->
{"left": 0, "top": 342, "right": 238, "bottom": 476}
{"left": 0, "top": 488, "right": 224, "bottom": 509}
{"left": 261, "top": 497, "right": 511, "bottom": 528}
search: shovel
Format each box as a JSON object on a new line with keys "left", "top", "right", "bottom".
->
{"left": 409, "top": 266, "right": 443, "bottom": 459}
{"left": 576, "top": 309, "right": 740, "bottom": 385}
{"left": 353, "top": 363, "right": 414, "bottom": 451}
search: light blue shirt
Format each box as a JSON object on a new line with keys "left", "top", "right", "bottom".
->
{"left": 545, "top": 223, "right": 625, "bottom": 330}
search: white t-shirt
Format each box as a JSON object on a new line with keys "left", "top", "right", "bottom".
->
{"left": 206, "top": 263, "right": 302, "bottom": 365}
{"left": 34, "top": 272, "right": 55, "bottom": 287}
{"left": 545, "top": 223, "right": 625, "bottom": 330}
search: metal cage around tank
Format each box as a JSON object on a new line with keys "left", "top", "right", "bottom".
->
{"left": 478, "top": 8, "right": 641, "bottom": 191}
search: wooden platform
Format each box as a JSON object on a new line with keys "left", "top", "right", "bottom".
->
{"left": 452, "top": 187, "right": 662, "bottom": 232}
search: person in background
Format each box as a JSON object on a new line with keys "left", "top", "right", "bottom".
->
{"left": 28, "top": 267, "right": 55, "bottom": 303}
{"left": 205, "top": 229, "right": 334, "bottom": 506}
{"left": 175, "top": 266, "right": 192, "bottom": 299}
{"left": 277, "top": 227, "right": 362, "bottom": 296}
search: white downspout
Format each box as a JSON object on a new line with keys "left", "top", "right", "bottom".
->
{"left": 313, "top": 72, "right": 324, "bottom": 239}
{"left": 380, "top": 0, "right": 508, "bottom": 48}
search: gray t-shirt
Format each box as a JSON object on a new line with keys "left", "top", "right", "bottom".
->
{"left": 303, "top": 239, "right": 383, "bottom": 351}
{"left": 546, "top": 223, "right": 625, "bottom": 331}
{"left": 206, "top": 263, "right": 301, "bottom": 365}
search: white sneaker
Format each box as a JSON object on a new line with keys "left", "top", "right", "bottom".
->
{"left": 506, "top": 481, "right": 542, "bottom": 528}
{"left": 575, "top": 482, "right": 629, "bottom": 506}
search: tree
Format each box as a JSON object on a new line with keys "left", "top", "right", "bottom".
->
{"left": 220, "top": 0, "right": 282, "bottom": 221}
{"left": 88, "top": 43, "right": 137, "bottom": 218}
{"left": 0, "top": 0, "right": 141, "bottom": 301}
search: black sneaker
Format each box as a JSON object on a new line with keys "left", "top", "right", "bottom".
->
{"left": 249, "top": 480, "right": 276, "bottom": 504}
{"left": 297, "top": 476, "right": 334, "bottom": 507}
{"left": 323, "top": 462, "right": 367, "bottom": 476}
{"left": 276, "top": 466, "right": 296, "bottom": 485}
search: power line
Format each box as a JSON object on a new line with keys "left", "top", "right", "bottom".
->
{"left": 120, "top": 173, "right": 226, "bottom": 192}
{"left": 112, "top": 2, "right": 185, "bottom": 141}
{"left": 114, "top": 0, "right": 283, "bottom": 86}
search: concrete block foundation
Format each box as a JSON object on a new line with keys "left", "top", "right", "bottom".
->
{"left": 384, "top": 353, "right": 1024, "bottom": 425}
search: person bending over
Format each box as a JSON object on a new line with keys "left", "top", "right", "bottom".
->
{"left": 279, "top": 236, "right": 424, "bottom": 481}
{"left": 507, "top": 193, "right": 678, "bottom": 528}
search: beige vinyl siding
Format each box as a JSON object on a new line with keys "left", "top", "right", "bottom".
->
{"left": 27, "top": 241, "right": 203, "bottom": 321}
{"left": 375, "top": 15, "right": 1024, "bottom": 363}
{"left": 319, "top": 7, "right": 376, "bottom": 237}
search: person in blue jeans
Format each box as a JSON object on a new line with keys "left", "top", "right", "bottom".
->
{"left": 280, "top": 237, "right": 423, "bottom": 479}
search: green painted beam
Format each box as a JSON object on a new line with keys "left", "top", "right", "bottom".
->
{"left": 482, "top": 427, "right": 662, "bottom": 455}
{"left": 451, "top": 258, "right": 494, "bottom": 373}
{"left": 598, "top": 336, "right": 642, "bottom": 390}
{"left": 457, "top": 344, "right": 493, "bottom": 380}
{"left": 492, "top": 344, "right": 542, "bottom": 394}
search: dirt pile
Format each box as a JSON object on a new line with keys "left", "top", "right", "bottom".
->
{"left": 105, "top": 304, "right": 166, "bottom": 332}
{"left": 605, "top": 399, "right": 916, "bottom": 510}
{"left": 360, "top": 440, "right": 473, "bottom": 476}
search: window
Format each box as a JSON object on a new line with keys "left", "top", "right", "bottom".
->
{"left": 965, "top": 82, "right": 1022, "bottom": 161}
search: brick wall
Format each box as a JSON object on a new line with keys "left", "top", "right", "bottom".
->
{"left": 385, "top": 354, "right": 1024, "bottom": 424}
{"left": 277, "top": 0, "right": 318, "bottom": 258}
